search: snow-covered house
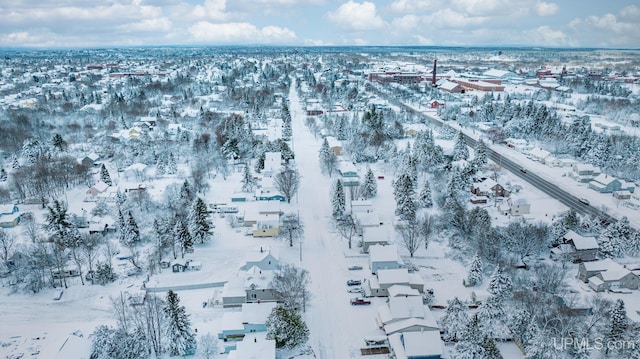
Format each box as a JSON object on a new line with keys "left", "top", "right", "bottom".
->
{"left": 239, "top": 248, "right": 280, "bottom": 271}
{"left": 388, "top": 330, "right": 444, "bottom": 359}
{"left": 377, "top": 295, "right": 438, "bottom": 332}
{"left": 354, "top": 211, "right": 383, "bottom": 231}
{"left": 0, "top": 204, "right": 20, "bottom": 228}
{"left": 350, "top": 199, "right": 373, "bottom": 213}
{"left": 244, "top": 266, "right": 279, "bottom": 304}
{"left": 252, "top": 213, "right": 280, "bottom": 237}
{"left": 528, "top": 147, "right": 552, "bottom": 163}
{"left": 218, "top": 302, "right": 278, "bottom": 341}
{"left": 326, "top": 136, "right": 342, "bottom": 156}
{"left": 588, "top": 174, "right": 636, "bottom": 194}
{"left": 471, "top": 178, "right": 509, "bottom": 198}
{"left": 85, "top": 181, "right": 110, "bottom": 202}
{"left": 80, "top": 152, "right": 100, "bottom": 167}
{"left": 338, "top": 161, "right": 360, "bottom": 187}
{"left": 505, "top": 138, "right": 529, "bottom": 152}
{"left": 369, "top": 244, "right": 404, "bottom": 274}
{"left": 361, "top": 227, "right": 391, "bottom": 253}
{"left": 507, "top": 198, "right": 530, "bottom": 216}
{"left": 578, "top": 258, "right": 639, "bottom": 291}
{"left": 227, "top": 333, "right": 275, "bottom": 359}
{"left": 564, "top": 230, "right": 598, "bottom": 262}
{"left": 255, "top": 177, "right": 285, "bottom": 202}
{"left": 262, "top": 151, "right": 282, "bottom": 177}
{"left": 123, "top": 163, "right": 149, "bottom": 181}
{"left": 569, "top": 163, "right": 601, "bottom": 183}
{"left": 366, "top": 268, "right": 424, "bottom": 297}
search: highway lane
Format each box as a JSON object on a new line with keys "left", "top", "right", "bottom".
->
{"left": 369, "top": 82, "right": 619, "bottom": 224}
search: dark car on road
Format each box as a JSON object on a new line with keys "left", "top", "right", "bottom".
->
{"left": 347, "top": 279, "right": 362, "bottom": 286}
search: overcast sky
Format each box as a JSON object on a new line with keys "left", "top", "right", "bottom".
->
{"left": 1, "top": 0, "right": 639, "bottom": 48}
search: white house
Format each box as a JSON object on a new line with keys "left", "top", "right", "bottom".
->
{"left": 227, "top": 332, "right": 275, "bottom": 359}
{"left": 361, "top": 228, "right": 391, "bottom": 253}
{"left": 369, "top": 244, "right": 404, "bottom": 274}
{"left": 239, "top": 248, "right": 280, "bottom": 271}
{"left": 377, "top": 295, "right": 438, "bottom": 333}
{"left": 528, "top": 147, "right": 552, "bottom": 163}
{"left": 366, "top": 268, "right": 424, "bottom": 297}
{"left": 263, "top": 152, "right": 282, "bottom": 177}
{"left": 388, "top": 330, "right": 444, "bottom": 359}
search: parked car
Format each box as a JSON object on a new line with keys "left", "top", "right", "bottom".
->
{"left": 350, "top": 297, "right": 371, "bottom": 305}
{"left": 579, "top": 198, "right": 590, "bottom": 205}
{"left": 520, "top": 168, "right": 527, "bottom": 173}
{"left": 347, "top": 279, "right": 362, "bottom": 286}
{"left": 348, "top": 287, "right": 363, "bottom": 293}
{"left": 348, "top": 265, "right": 363, "bottom": 271}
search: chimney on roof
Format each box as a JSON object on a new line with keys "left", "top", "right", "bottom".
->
{"left": 254, "top": 337, "right": 257, "bottom": 343}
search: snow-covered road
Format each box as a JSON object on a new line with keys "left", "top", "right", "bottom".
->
{"left": 289, "top": 84, "right": 374, "bottom": 358}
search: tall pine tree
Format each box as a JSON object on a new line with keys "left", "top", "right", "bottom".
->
{"left": 331, "top": 179, "right": 345, "bottom": 219}
{"left": 188, "top": 197, "right": 212, "bottom": 245}
{"left": 453, "top": 131, "right": 469, "bottom": 161}
{"left": 359, "top": 168, "right": 377, "bottom": 199}
{"left": 163, "top": 290, "right": 196, "bottom": 356}
{"left": 174, "top": 219, "right": 193, "bottom": 258}
{"left": 100, "top": 164, "right": 113, "bottom": 186}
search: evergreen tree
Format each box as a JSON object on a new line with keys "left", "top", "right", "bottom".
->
{"left": 189, "top": 197, "right": 212, "bottom": 245}
{"left": 453, "top": 131, "right": 469, "bottom": 161}
{"left": 418, "top": 179, "right": 433, "bottom": 208}
{"left": 481, "top": 336, "right": 503, "bottom": 359}
{"left": 179, "top": 180, "right": 195, "bottom": 211}
{"left": 122, "top": 212, "right": 140, "bottom": 247}
{"left": 0, "top": 168, "right": 6, "bottom": 182}
{"left": 100, "top": 164, "right": 113, "bottom": 186}
{"left": 45, "top": 199, "right": 73, "bottom": 243}
{"left": 477, "top": 295, "right": 509, "bottom": 340}
{"left": 466, "top": 254, "right": 483, "bottom": 286}
{"left": 117, "top": 209, "right": 127, "bottom": 245}
{"left": 167, "top": 152, "right": 178, "bottom": 174}
{"left": 51, "top": 133, "right": 67, "bottom": 152}
{"left": 472, "top": 140, "right": 488, "bottom": 170}
{"left": 163, "top": 290, "right": 197, "bottom": 356}
{"left": 394, "top": 173, "right": 415, "bottom": 220}
{"left": 453, "top": 315, "right": 484, "bottom": 359}
{"left": 282, "top": 118, "right": 292, "bottom": 140}
{"left": 440, "top": 297, "right": 470, "bottom": 341}
{"left": 94, "top": 262, "right": 117, "bottom": 285}
{"left": 607, "top": 299, "right": 628, "bottom": 342}
{"left": 318, "top": 138, "right": 337, "bottom": 176}
{"left": 12, "top": 155, "right": 20, "bottom": 169}
{"left": 331, "top": 179, "right": 345, "bottom": 219}
{"left": 359, "top": 168, "right": 377, "bottom": 199}
{"left": 156, "top": 157, "right": 166, "bottom": 177}
{"left": 266, "top": 306, "right": 310, "bottom": 349}
{"left": 241, "top": 163, "right": 257, "bottom": 192}
{"left": 175, "top": 219, "right": 193, "bottom": 258}
{"left": 488, "top": 266, "right": 512, "bottom": 298}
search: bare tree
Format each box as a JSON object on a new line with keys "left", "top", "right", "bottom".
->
{"left": 397, "top": 218, "right": 425, "bottom": 258}
{"left": 198, "top": 333, "right": 218, "bottom": 359}
{"left": 336, "top": 214, "right": 359, "bottom": 249}
{"left": 502, "top": 220, "right": 549, "bottom": 269}
{"left": 81, "top": 233, "right": 100, "bottom": 283}
{"left": 0, "top": 229, "right": 16, "bottom": 262}
{"left": 274, "top": 167, "right": 300, "bottom": 203}
{"left": 279, "top": 213, "right": 304, "bottom": 247}
{"left": 270, "top": 264, "right": 311, "bottom": 312}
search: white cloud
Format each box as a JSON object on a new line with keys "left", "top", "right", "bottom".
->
{"left": 413, "top": 34, "right": 434, "bottom": 45}
{"left": 326, "top": 1, "right": 385, "bottom": 31}
{"left": 188, "top": 21, "right": 296, "bottom": 43}
{"left": 620, "top": 5, "right": 640, "bottom": 19}
{"left": 122, "top": 17, "right": 173, "bottom": 33}
{"left": 535, "top": 2, "right": 558, "bottom": 17}
{"left": 192, "top": 0, "right": 228, "bottom": 20}
{"left": 527, "top": 26, "right": 572, "bottom": 46}
{"left": 389, "top": 0, "right": 439, "bottom": 14}
{"left": 391, "top": 14, "right": 420, "bottom": 32}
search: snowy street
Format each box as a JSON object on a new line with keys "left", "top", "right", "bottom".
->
{"left": 289, "top": 83, "right": 381, "bottom": 358}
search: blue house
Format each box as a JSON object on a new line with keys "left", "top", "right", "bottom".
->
{"left": 589, "top": 174, "right": 635, "bottom": 194}
{"left": 0, "top": 204, "right": 20, "bottom": 228}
